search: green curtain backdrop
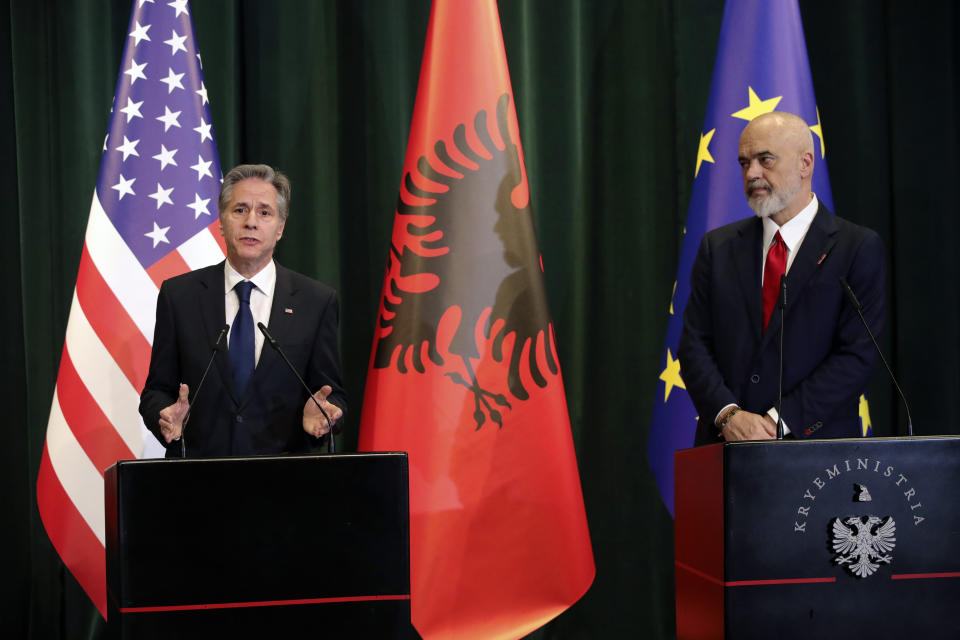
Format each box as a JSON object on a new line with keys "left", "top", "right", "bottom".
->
{"left": 2, "top": 1, "right": 957, "bottom": 637}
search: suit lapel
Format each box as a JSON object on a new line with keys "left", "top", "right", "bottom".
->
{"left": 732, "top": 218, "right": 764, "bottom": 341}
{"left": 761, "top": 205, "right": 838, "bottom": 348}
{"left": 247, "top": 263, "right": 299, "bottom": 391}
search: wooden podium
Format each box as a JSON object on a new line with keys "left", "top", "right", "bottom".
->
{"left": 675, "top": 437, "right": 960, "bottom": 639}
{"left": 105, "top": 452, "right": 411, "bottom": 638}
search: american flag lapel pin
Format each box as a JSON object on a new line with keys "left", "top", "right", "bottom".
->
{"left": 285, "top": 307, "right": 293, "bottom": 314}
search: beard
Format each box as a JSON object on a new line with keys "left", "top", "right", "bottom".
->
{"left": 746, "top": 178, "right": 802, "bottom": 218}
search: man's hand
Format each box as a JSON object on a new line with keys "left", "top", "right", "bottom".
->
{"left": 158, "top": 383, "right": 190, "bottom": 443}
{"left": 720, "top": 409, "right": 777, "bottom": 441}
{"left": 303, "top": 385, "right": 343, "bottom": 438}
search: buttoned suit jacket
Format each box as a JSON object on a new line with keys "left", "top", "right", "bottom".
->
{"left": 678, "top": 204, "right": 886, "bottom": 446}
{"left": 139, "top": 261, "right": 346, "bottom": 457}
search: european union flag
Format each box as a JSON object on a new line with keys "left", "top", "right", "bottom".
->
{"left": 647, "top": 0, "right": 866, "bottom": 515}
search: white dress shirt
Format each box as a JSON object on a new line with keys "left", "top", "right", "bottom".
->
{"left": 761, "top": 193, "right": 819, "bottom": 282}
{"left": 224, "top": 260, "right": 277, "bottom": 366}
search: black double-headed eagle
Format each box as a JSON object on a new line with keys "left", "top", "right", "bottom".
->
{"left": 373, "top": 93, "right": 556, "bottom": 429}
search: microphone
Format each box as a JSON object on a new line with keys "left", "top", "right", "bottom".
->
{"left": 257, "top": 322, "right": 337, "bottom": 453}
{"left": 839, "top": 277, "right": 913, "bottom": 436}
{"left": 776, "top": 275, "right": 786, "bottom": 440}
{"left": 181, "top": 324, "right": 229, "bottom": 458}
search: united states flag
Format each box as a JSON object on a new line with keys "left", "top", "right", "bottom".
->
{"left": 36, "top": 0, "right": 225, "bottom": 617}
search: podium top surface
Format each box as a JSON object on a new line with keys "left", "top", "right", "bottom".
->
{"left": 680, "top": 434, "right": 960, "bottom": 454}
{"left": 106, "top": 450, "right": 408, "bottom": 472}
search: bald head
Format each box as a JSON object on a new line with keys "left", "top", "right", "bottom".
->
{"left": 744, "top": 112, "right": 815, "bottom": 157}
{"left": 738, "top": 111, "right": 815, "bottom": 224}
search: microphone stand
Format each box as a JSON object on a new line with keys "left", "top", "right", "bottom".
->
{"left": 257, "top": 322, "right": 337, "bottom": 453}
{"left": 839, "top": 277, "right": 914, "bottom": 436}
{"left": 776, "top": 275, "right": 786, "bottom": 440}
{"left": 181, "top": 324, "right": 230, "bottom": 458}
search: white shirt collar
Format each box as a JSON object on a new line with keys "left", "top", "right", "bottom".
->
{"left": 762, "top": 193, "right": 819, "bottom": 253}
{"left": 224, "top": 259, "right": 277, "bottom": 298}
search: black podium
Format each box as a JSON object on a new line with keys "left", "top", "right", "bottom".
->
{"left": 105, "top": 452, "right": 411, "bottom": 638}
{"left": 675, "top": 437, "right": 960, "bottom": 639}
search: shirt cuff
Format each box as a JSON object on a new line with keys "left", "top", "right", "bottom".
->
{"left": 767, "top": 407, "right": 791, "bottom": 435}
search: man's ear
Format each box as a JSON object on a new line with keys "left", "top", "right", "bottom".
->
{"left": 799, "top": 149, "right": 814, "bottom": 179}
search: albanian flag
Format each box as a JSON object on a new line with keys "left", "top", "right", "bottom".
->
{"left": 357, "top": 2, "right": 595, "bottom": 638}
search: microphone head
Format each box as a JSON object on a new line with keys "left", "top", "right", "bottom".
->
{"left": 838, "top": 277, "right": 861, "bottom": 310}
{"left": 214, "top": 324, "right": 230, "bottom": 350}
{"left": 257, "top": 322, "right": 279, "bottom": 348}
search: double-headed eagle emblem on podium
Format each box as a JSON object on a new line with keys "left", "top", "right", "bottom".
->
{"left": 830, "top": 515, "right": 897, "bottom": 578}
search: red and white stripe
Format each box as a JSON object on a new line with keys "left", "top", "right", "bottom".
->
{"left": 37, "top": 193, "right": 224, "bottom": 617}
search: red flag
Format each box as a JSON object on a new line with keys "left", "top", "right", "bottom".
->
{"left": 358, "top": 2, "right": 594, "bottom": 638}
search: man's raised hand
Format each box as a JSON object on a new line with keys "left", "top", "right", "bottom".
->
{"left": 158, "top": 383, "right": 190, "bottom": 443}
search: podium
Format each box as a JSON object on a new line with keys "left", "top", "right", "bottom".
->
{"left": 675, "top": 437, "right": 960, "bottom": 639}
{"left": 105, "top": 453, "right": 411, "bottom": 638}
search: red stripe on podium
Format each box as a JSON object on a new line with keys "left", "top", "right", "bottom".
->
{"left": 675, "top": 561, "right": 724, "bottom": 586}
{"left": 676, "top": 562, "right": 836, "bottom": 587}
{"left": 891, "top": 572, "right": 960, "bottom": 580}
{"left": 725, "top": 577, "right": 836, "bottom": 587}
{"left": 120, "top": 594, "right": 411, "bottom": 613}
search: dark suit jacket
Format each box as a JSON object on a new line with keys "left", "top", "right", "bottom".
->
{"left": 678, "top": 205, "right": 886, "bottom": 446}
{"left": 139, "top": 261, "right": 347, "bottom": 457}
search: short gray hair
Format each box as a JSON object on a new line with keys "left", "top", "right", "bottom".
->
{"left": 218, "top": 164, "right": 291, "bottom": 220}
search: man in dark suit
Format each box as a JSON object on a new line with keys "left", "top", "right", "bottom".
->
{"left": 139, "top": 164, "right": 345, "bottom": 457}
{"left": 678, "top": 112, "right": 885, "bottom": 445}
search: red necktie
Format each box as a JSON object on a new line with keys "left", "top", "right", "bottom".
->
{"left": 762, "top": 231, "right": 787, "bottom": 330}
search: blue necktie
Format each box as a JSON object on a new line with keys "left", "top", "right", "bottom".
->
{"left": 230, "top": 280, "right": 255, "bottom": 396}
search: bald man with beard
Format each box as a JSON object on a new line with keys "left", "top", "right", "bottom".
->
{"left": 678, "top": 112, "right": 886, "bottom": 445}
